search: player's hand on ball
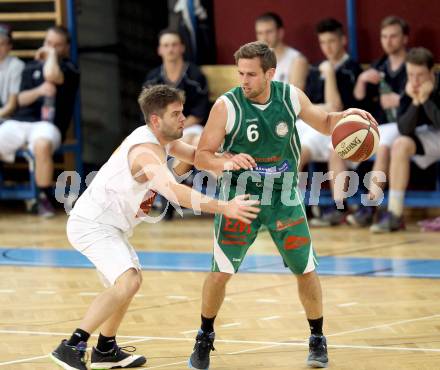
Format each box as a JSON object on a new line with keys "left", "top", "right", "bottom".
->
{"left": 342, "top": 108, "right": 378, "bottom": 126}
{"left": 226, "top": 194, "right": 260, "bottom": 224}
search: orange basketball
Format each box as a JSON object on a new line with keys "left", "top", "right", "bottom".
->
{"left": 331, "top": 114, "right": 380, "bottom": 162}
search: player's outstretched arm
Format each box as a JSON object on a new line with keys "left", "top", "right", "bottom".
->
{"left": 195, "top": 99, "right": 257, "bottom": 174}
{"left": 297, "top": 88, "right": 378, "bottom": 135}
{"left": 168, "top": 140, "right": 196, "bottom": 165}
{"left": 130, "top": 143, "right": 260, "bottom": 223}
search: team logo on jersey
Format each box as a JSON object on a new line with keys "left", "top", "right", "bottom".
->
{"left": 275, "top": 121, "right": 289, "bottom": 137}
{"left": 136, "top": 189, "right": 158, "bottom": 218}
{"left": 254, "top": 160, "right": 291, "bottom": 175}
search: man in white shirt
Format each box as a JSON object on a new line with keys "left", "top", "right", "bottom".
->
{"left": 255, "top": 12, "right": 308, "bottom": 89}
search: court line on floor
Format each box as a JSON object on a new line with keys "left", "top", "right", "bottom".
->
{"left": 2, "top": 312, "right": 439, "bottom": 343}
{"left": 227, "top": 343, "right": 282, "bottom": 355}
{"left": 1, "top": 313, "right": 440, "bottom": 366}
{"left": 148, "top": 360, "right": 188, "bottom": 369}
{"left": 0, "top": 354, "right": 49, "bottom": 367}
{"left": 1, "top": 338, "right": 439, "bottom": 367}
{"left": 2, "top": 246, "right": 440, "bottom": 279}
{"left": 202, "top": 313, "right": 440, "bottom": 363}
{"left": 327, "top": 313, "right": 440, "bottom": 337}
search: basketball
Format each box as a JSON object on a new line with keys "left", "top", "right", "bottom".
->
{"left": 331, "top": 114, "right": 380, "bottom": 162}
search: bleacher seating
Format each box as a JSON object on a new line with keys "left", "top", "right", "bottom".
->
{"left": 0, "top": 0, "right": 82, "bottom": 201}
{"left": 201, "top": 65, "right": 239, "bottom": 103}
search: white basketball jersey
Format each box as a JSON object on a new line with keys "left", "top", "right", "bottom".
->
{"left": 273, "top": 47, "right": 302, "bottom": 84}
{"left": 71, "top": 125, "right": 164, "bottom": 232}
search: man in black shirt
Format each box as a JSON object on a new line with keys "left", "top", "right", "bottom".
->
{"left": 346, "top": 16, "right": 409, "bottom": 227}
{"left": 143, "top": 29, "right": 209, "bottom": 220}
{"left": 296, "top": 18, "right": 362, "bottom": 226}
{"left": 371, "top": 47, "right": 440, "bottom": 233}
{"left": 0, "top": 26, "right": 79, "bottom": 217}
{"left": 144, "top": 29, "right": 209, "bottom": 175}
{"left": 355, "top": 16, "right": 409, "bottom": 124}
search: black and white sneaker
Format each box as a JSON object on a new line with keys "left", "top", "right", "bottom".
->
{"left": 50, "top": 340, "right": 88, "bottom": 370}
{"left": 307, "top": 334, "right": 328, "bottom": 368}
{"left": 188, "top": 330, "right": 215, "bottom": 370}
{"left": 90, "top": 344, "right": 146, "bottom": 369}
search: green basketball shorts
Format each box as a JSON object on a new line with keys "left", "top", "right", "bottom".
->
{"left": 212, "top": 177, "right": 318, "bottom": 275}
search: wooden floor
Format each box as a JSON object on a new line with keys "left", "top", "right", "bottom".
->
{"left": 1, "top": 209, "right": 440, "bottom": 369}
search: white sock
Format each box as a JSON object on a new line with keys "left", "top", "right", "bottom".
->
{"left": 388, "top": 190, "right": 404, "bottom": 217}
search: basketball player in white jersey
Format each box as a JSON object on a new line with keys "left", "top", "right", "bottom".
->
{"left": 255, "top": 12, "right": 308, "bottom": 89}
{"left": 49, "top": 85, "right": 260, "bottom": 370}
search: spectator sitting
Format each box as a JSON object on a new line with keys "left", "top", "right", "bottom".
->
{"left": 144, "top": 29, "right": 209, "bottom": 177}
{"left": 0, "top": 26, "right": 80, "bottom": 217}
{"left": 254, "top": 12, "right": 308, "bottom": 89}
{"left": 0, "top": 23, "right": 25, "bottom": 120}
{"left": 345, "top": 16, "right": 410, "bottom": 227}
{"left": 371, "top": 47, "right": 440, "bottom": 233}
{"left": 294, "top": 18, "right": 362, "bottom": 226}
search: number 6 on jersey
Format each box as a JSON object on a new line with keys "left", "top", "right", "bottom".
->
{"left": 247, "top": 124, "right": 259, "bottom": 142}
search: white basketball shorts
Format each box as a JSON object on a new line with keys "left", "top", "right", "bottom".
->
{"left": 67, "top": 215, "right": 141, "bottom": 287}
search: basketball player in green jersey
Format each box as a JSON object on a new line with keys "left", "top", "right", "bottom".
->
{"left": 187, "top": 41, "right": 377, "bottom": 369}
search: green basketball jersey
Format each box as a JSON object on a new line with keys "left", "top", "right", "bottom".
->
{"left": 220, "top": 80, "right": 302, "bottom": 188}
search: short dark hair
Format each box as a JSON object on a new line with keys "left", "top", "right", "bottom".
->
{"left": 406, "top": 47, "right": 434, "bottom": 70}
{"left": 138, "top": 85, "right": 185, "bottom": 124}
{"left": 255, "top": 12, "right": 283, "bottom": 29}
{"left": 315, "top": 18, "right": 344, "bottom": 36}
{"left": 381, "top": 16, "right": 409, "bottom": 35}
{"left": 47, "top": 25, "right": 71, "bottom": 44}
{"left": 234, "top": 41, "right": 276, "bottom": 72}
{"left": 158, "top": 29, "right": 183, "bottom": 44}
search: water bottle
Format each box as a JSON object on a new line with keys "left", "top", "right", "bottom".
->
{"left": 41, "top": 96, "right": 55, "bottom": 122}
{"left": 379, "top": 78, "right": 397, "bottom": 122}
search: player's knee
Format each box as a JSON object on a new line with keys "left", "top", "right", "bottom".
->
{"left": 209, "top": 272, "right": 232, "bottom": 286}
{"left": 378, "top": 144, "right": 390, "bottom": 156}
{"left": 296, "top": 269, "right": 317, "bottom": 282}
{"left": 137, "top": 270, "right": 143, "bottom": 285}
{"left": 391, "top": 136, "right": 414, "bottom": 157}
{"left": 374, "top": 145, "right": 390, "bottom": 165}
{"left": 115, "top": 268, "right": 142, "bottom": 299}
{"left": 33, "top": 139, "right": 53, "bottom": 157}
